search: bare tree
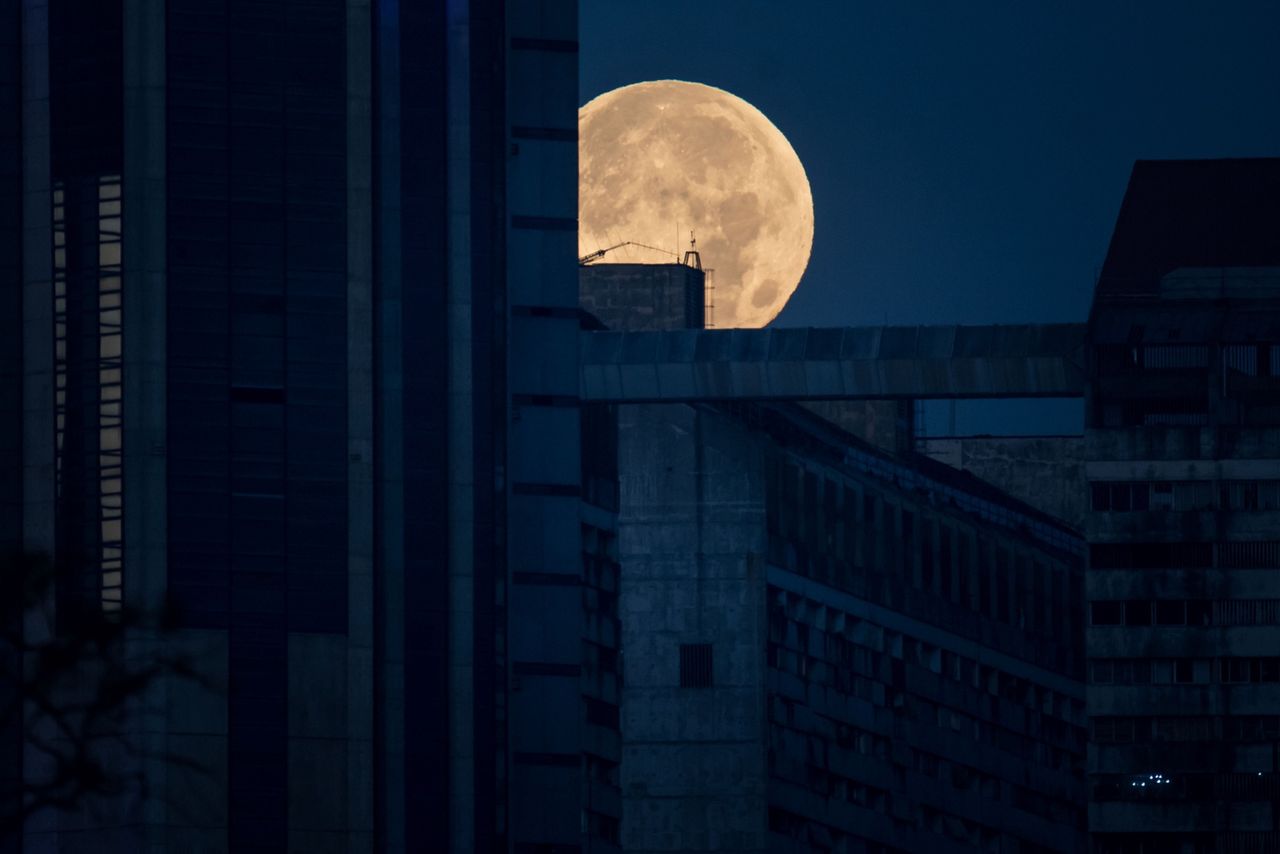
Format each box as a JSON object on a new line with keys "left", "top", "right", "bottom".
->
{"left": 0, "top": 551, "right": 217, "bottom": 837}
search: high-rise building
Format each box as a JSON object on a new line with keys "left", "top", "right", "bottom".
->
{"left": 1084, "top": 159, "right": 1280, "bottom": 853}
{"left": 5, "top": 1, "right": 604, "bottom": 852}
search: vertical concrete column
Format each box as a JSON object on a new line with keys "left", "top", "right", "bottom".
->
{"left": 445, "top": 3, "right": 476, "bottom": 852}
{"left": 345, "top": 1, "right": 376, "bottom": 849}
{"left": 19, "top": 3, "right": 55, "bottom": 849}
{"left": 504, "top": 0, "right": 583, "bottom": 843}
{"left": 122, "top": 1, "right": 169, "bottom": 848}
{"left": 19, "top": 2, "right": 52, "bottom": 569}
{"left": 373, "top": 0, "right": 405, "bottom": 847}
{"left": 122, "top": 0, "right": 166, "bottom": 615}
{"left": 618, "top": 404, "right": 769, "bottom": 852}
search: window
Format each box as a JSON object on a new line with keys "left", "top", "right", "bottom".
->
{"left": 1093, "top": 480, "right": 1219, "bottom": 512}
{"left": 1150, "top": 482, "right": 1174, "bottom": 511}
{"left": 1091, "top": 483, "right": 1111, "bottom": 512}
{"left": 1217, "top": 541, "right": 1280, "bottom": 569}
{"left": 1174, "top": 481, "right": 1214, "bottom": 510}
{"left": 1213, "top": 481, "right": 1280, "bottom": 507}
{"left": 1111, "top": 483, "right": 1132, "bottom": 511}
{"left": 996, "top": 549, "right": 1011, "bottom": 624}
{"left": 1154, "top": 600, "right": 1186, "bottom": 626}
{"left": 1261, "top": 481, "right": 1280, "bottom": 511}
{"left": 920, "top": 520, "right": 934, "bottom": 593}
{"left": 901, "top": 510, "right": 914, "bottom": 576}
{"left": 1186, "top": 600, "right": 1212, "bottom": 626}
{"left": 940, "top": 527, "right": 953, "bottom": 601}
{"left": 1093, "top": 717, "right": 1136, "bottom": 744}
{"left": 584, "top": 697, "right": 620, "bottom": 729}
{"left": 1098, "top": 659, "right": 1217, "bottom": 685}
{"left": 52, "top": 175, "right": 126, "bottom": 621}
{"left": 1153, "top": 717, "right": 1213, "bottom": 742}
{"left": 1090, "top": 543, "right": 1213, "bottom": 570}
{"left": 1222, "top": 659, "right": 1253, "bottom": 683}
{"left": 679, "top": 643, "right": 713, "bottom": 688}
{"left": 1124, "top": 600, "right": 1151, "bottom": 626}
{"left": 1091, "top": 601, "right": 1124, "bottom": 626}
{"left": 1226, "top": 716, "right": 1280, "bottom": 741}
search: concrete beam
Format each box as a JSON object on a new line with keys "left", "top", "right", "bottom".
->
{"left": 580, "top": 324, "right": 1087, "bottom": 402}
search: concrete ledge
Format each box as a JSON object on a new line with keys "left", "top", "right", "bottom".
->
{"left": 581, "top": 324, "right": 1087, "bottom": 402}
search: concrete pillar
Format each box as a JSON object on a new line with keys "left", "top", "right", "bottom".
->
{"left": 122, "top": 0, "right": 170, "bottom": 848}
{"left": 445, "top": 3, "right": 475, "bottom": 851}
{"left": 505, "top": 1, "right": 584, "bottom": 848}
{"left": 617, "top": 404, "right": 769, "bottom": 852}
{"left": 20, "top": 3, "right": 55, "bottom": 849}
{"left": 345, "top": 1, "right": 375, "bottom": 851}
{"left": 373, "top": 0, "right": 405, "bottom": 846}
{"left": 287, "top": 633, "right": 350, "bottom": 853}
{"left": 19, "top": 1, "right": 52, "bottom": 568}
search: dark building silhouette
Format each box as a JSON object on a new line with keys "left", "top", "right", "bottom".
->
{"left": 1085, "top": 159, "right": 1280, "bottom": 853}
{"left": 0, "top": 2, "right": 19, "bottom": 838}
{"left": 6, "top": 1, "right": 603, "bottom": 852}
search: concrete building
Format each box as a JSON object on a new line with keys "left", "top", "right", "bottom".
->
{"left": 1084, "top": 159, "right": 1280, "bottom": 853}
{"left": 580, "top": 262, "right": 706, "bottom": 332}
{"left": 617, "top": 399, "right": 1087, "bottom": 853}
{"left": 584, "top": 157, "right": 1280, "bottom": 854}
{"left": 918, "top": 435, "right": 1087, "bottom": 530}
{"left": 4, "top": 1, "right": 611, "bottom": 852}
{"left": 581, "top": 264, "right": 1088, "bottom": 852}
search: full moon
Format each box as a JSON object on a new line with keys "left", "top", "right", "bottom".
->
{"left": 579, "top": 80, "right": 814, "bottom": 328}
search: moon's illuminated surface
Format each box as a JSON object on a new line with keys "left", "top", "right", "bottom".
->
{"left": 579, "top": 80, "right": 814, "bottom": 328}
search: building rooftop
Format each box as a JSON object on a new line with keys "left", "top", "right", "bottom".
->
{"left": 715, "top": 399, "right": 1085, "bottom": 556}
{"left": 1096, "top": 158, "right": 1280, "bottom": 300}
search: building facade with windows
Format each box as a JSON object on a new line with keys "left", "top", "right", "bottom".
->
{"left": 1084, "top": 159, "right": 1280, "bottom": 853}
{"left": 617, "top": 397, "right": 1088, "bottom": 853}
{"left": 577, "top": 257, "right": 1091, "bottom": 853}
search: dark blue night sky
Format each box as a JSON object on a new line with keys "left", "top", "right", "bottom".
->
{"left": 581, "top": 1, "right": 1280, "bottom": 330}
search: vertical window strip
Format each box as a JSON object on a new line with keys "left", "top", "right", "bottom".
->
{"left": 98, "top": 174, "right": 123, "bottom": 612}
{"left": 53, "top": 183, "right": 66, "bottom": 498}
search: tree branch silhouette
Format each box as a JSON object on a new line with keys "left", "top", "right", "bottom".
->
{"left": 0, "top": 552, "right": 221, "bottom": 836}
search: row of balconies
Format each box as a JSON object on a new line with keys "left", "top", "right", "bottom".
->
{"left": 1086, "top": 568, "right": 1280, "bottom": 600}
{"left": 1087, "top": 510, "right": 1280, "bottom": 542}
{"left": 1086, "top": 426, "right": 1280, "bottom": 462}
{"left": 1088, "top": 683, "right": 1280, "bottom": 718}
{"left": 1086, "top": 625, "right": 1280, "bottom": 658}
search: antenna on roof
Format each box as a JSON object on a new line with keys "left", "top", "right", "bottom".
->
{"left": 578, "top": 240, "right": 679, "bottom": 265}
{"left": 682, "top": 230, "right": 702, "bottom": 270}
